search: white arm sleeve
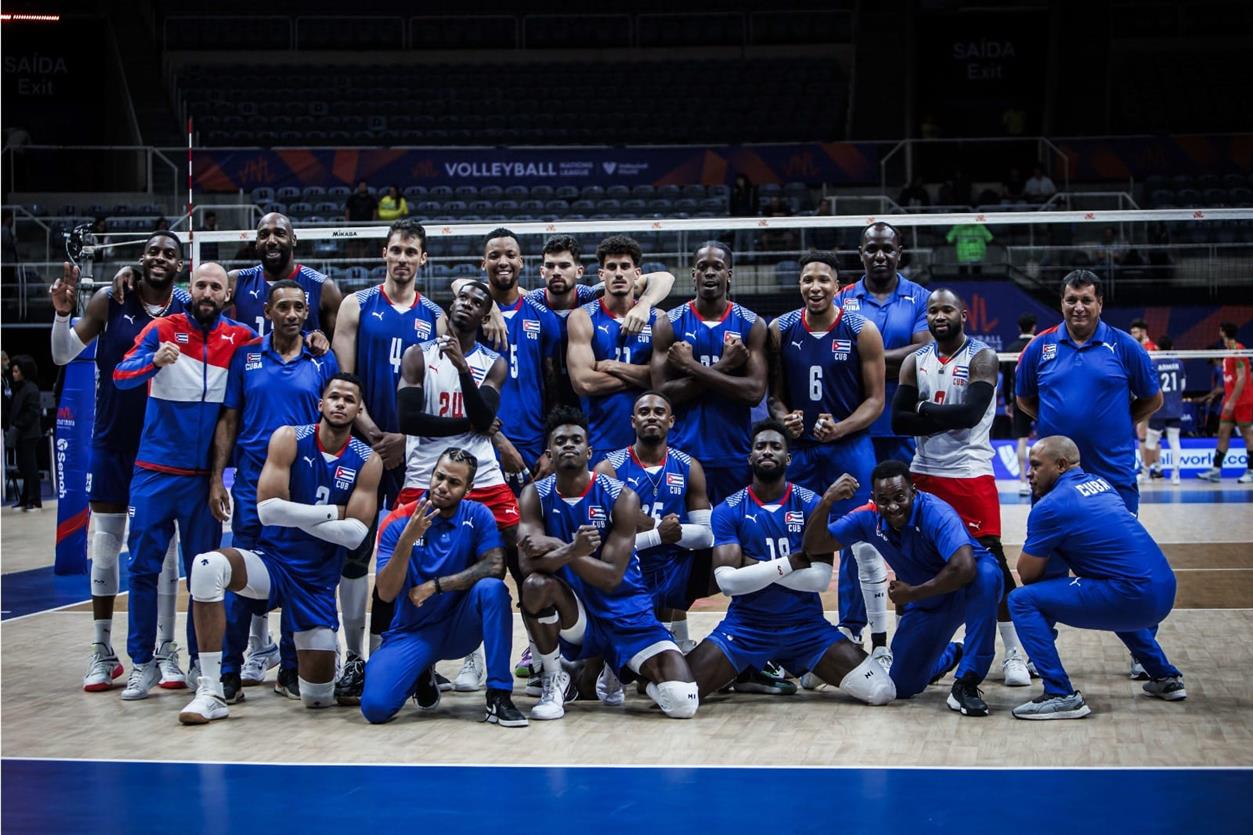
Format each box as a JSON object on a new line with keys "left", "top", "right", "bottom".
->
{"left": 636, "top": 528, "right": 663, "bottom": 550}
{"left": 777, "top": 561, "right": 833, "bottom": 592}
{"left": 714, "top": 558, "right": 794, "bottom": 596}
{"left": 677, "top": 508, "right": 713, "bottom": 549}
{"left": 306, "top": 517, "right": 369, "bottom": 549}
{"left": 51, "top": 314, "right": 88, "bottom": 365}
{"left": 257, "top": 497, "right": 338, "bottom": 529}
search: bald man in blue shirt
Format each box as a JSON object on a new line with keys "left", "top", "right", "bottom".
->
{"left": 1015, "top": 271, "right": 1162, "bottom": 515}
{"left": 1009, "top": 436, "right": 1185, "bottom": 720}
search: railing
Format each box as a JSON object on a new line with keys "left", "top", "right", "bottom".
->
{"left": 879, "top": 137, "right": 1071, "bottom": 197}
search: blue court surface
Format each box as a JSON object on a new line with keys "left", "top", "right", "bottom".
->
{"left": 2, "top": 759, "right": 1250, "bottom": 833}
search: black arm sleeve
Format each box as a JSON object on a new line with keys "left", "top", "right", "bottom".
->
{"left": 917, "top": 381, "right": 996, "bottom": 430}
{"left": 458, "top": 370, "right": 500, "bottom": 432}
{"left": 397, "top": 385, "right": 472, "bottom": 437}
{"left": 890, "top": 383, "right": 945, "bottom": 436}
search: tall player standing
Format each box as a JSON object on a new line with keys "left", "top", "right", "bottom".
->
{"left": 768, "top": 251, "right": 888, "bottom": 657}
{"left": 50, "top": 233, "right": 191, "bottom": 691}
{"left": 891, "top": 288, "right": 1031, "bottom": 687}
{"left": 332, "top": 219, "right": 446, "bottom": 702}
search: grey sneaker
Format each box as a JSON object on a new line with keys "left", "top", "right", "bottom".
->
{"left": 1129, "top": 655, "right": 1150, "bottom": 681}
{"left": 1012, "top": 690, "right": 1092, "bottom": 720}
{"left": 1238, "top": 471, "right": 1253, "bottom": 485}
{"left": 120, "top": 660, "right": 161, "bottom": 701}
{"left": 1142, "top": 676, "right": 1187, "bottom": 701}
{"left": 1197, "top": 467, "right": 1222, "bottom": 483}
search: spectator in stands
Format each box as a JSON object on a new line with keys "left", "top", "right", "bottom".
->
{"left": 1024, "top": 165, "right": 1057, "bottom": 203}
{"left": 200, "top": 211, "right": 219, "bottom": 261}
{"left": 1001, "top": 104, "right": 1026, "bottom": 136}
{"left": 345, "top": 180, "right": 378, "bottom": 223}
{"left": 759, "top": 196, "right": 797, "bottom": 252}
{"left": 377, "top": 185, "right": 408, "bottom": 222}
{"left": 1088, "top": 226, "right": 1128, "bottom": 277}
{"left": 731, "top": 174, "right": 756, "bottom": 217}
{"left": 946, "top": 223, "right": 993, "bottom": 276}
{"left": 898, "top": 177, "right": 930, "bottom": 210}
{"left": 8, "top": 354, "right": 43, "bottom": 511}
{"left": 1002, "top": 168, "right": 1026, "bottom": 205}
{"left": 91, "top": 217, "right": 109, "bottom": 265}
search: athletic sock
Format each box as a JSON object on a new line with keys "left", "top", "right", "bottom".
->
{"left": 156, "top": 538, "right": 180, "bottom": 646}
{"left": 339, "top": 575, "right": 367, "bottom": 656}
{"left": 94, "top": 619, "right": 113, "bottom": 655}
{"left": 538, "top": 647, "right": 561, "bottom": 676}
{"left": 671, "top": 619, "right": 689, "bottom": 644}
{"left": 998, "top": 621, "right": 1024, "bottom": 655}
{"left": 199, "top": 651, "right": 224, "bottom": 697}
{"left": 1214, "top": 449, "right": 1227, "bottom": 468}
{"left": 249, "top": 613, "right": 271, "bottom": 653}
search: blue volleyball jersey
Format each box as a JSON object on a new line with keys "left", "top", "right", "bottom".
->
{"left": 93, "top": 287, "right": 191, "bottom": 452}
{"left": 498, "top": 294, "right": 561, "bottom": 451}
{"left": 224, "top": 334, "right": 339, "bottom": 481}
{"left": 257, "top": 424, "right": 374, "bottom": 585}
{"left": 233, "top": 263, "right": 327, "bottom": 337}
{"left": 534, "top": 473, "right": 653, "bottom": 622}
{"left": 375, "top": 498, "right": 503, "bottom": 631}
{"left": 1023, "top": 468, "right": 1170, "bottom": 582}
{"left": 774, "top": 307, "right": 870, "bottom": 446}
{"left": 604, "top": 445, "right": 695, "bottom": 572}
{"left": 667, "top": 300, "right": 760, "bottom": 467}
{"left": 1153, "top": 357, "right": 1186, "bottom": 420}
{"left": 579, "top": 300, "right": 658, "bottom": 456}
{"left": 711, "top": 483, "right": 823, "bottom": 625}
{"left": 528, "top": 285, "right": 600, "bottom": 387}
{"left": 354, "top": 285, "right": 444, "bottom": 434}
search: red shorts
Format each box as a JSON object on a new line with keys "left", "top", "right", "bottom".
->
{"left": 909, "top": 473, "right": 1001, "bottom": 539}
{"left": 396, "top": 482, "right": 520, "bottom": 528}
{"left": 1221, "top": 399, "right": 1253, "bottom": 425}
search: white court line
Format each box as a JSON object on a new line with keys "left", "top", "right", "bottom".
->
{"left": 2, "top": 755, "right": 1249, "bottom": 772}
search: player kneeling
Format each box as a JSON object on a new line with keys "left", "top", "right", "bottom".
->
{"left": 180, "top": 375, "right": 381, "bottom": 724}
{"left": 517, "top": 407, "right": 699, "bottom": 720}
{"left": 360, "top": 449, "right": 525, "bottom": 727}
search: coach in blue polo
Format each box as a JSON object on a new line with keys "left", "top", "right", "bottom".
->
{"left": 1014, "top": 270, "right": 1161, "bottom": 515}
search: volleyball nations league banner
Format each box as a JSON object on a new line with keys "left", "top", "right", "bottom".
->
{"left": 53, "top": 323, "right": 94, "bottom": 575}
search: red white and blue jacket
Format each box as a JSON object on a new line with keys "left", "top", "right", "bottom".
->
{"left": 114, "top": 311, "right": 256, "bottom": 475}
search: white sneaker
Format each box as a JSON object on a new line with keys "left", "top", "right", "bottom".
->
{"left": 82, "top": 644, "right": 124, "bottom": 692}
{"left": 154, "top": 641, "right": 187, "bottom": 689}
{"left": 454, "top": 648, "right": 486, "bottom": 692}
{"left": 1171, "top": 473, "right": 1181, "bottom": 485}
{"left": 240, "top": 643, "right": 279, "bottom": 685}
{"left": 871, "top": 645, "right": 893, "bottom": 675}
{"left": 1136, "top": 469, "right": 1145, "bottom": 484}
{"left": 799, "top": 672, "right": 825, "bottom": 690}
{"left": 178, "top": 677, "right": 229, "bottom": 725}
{"left": 1002, "top": 647, "right": 1031, "bottom": 687}
{"left": 530, "top": 670, "right": 572, "bottom": 720}
{"left": 186, "top": 660, "right": 201, "bottom": 689}
{"left": 1197, "top": 467, "right": 1222, "bottom": 483}
{"left": 1238, "top": 471, "right": 1253, "bottom": 484}
{"left": 595, "top": 663, "right": 624, "bottom": 706}
{"left": 1129, "top": 655, "right": 1149, "bottom": 681}
{"left": 120, "top": 660, "right": 161, "bottom": 700}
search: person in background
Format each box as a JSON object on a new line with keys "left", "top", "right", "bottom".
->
{"left": 8, "top": 355, "right": 44, "bottom": 511}
{"left": 344, "top": 180, "right": 377, "bottom": 223}
{"left": 1003, "top": 314, "right": 1037, "bottom": 497}
{"left": 377, "top": 185, "right": 408, "bottom": 222}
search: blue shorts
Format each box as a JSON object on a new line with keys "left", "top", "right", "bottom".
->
{"left": 255, "top": 550, "right": 339, "bottom": 634}
{"left": 789, "top": 436, "right": 875, "bottom": 507}
{"left": 559, "top": 608, "right": 675, "bottom": 680}
{"left": 641, "top": 550, "right": 712, "bottom": 612}
{"left": 705, "top": 610, "right": 847, "bottom": 676}
{"left": 703, "top": 464, "right": 752, "bottom": 507}
{"left": 1148, "top": 416, "right": 1181, "bottom": 432}
{"left": 230, "top": 471, "right": 261, "bottom": 551}
{"left": 88, "top": 443, "right": 136, "bottom": 505}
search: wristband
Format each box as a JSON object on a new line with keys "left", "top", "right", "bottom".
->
{"left": 434, "top": 577, "right": 444, "bottom": 594}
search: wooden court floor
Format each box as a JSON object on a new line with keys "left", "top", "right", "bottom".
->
{"left": 3, "top": 481, "right": 1252, "bottom": 769}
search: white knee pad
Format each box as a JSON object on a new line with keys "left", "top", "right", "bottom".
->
{"left": 299, "top": 678, "right": 336, "bottom": 709}
{"left": 853, "top": 542, "right": 888, "bottom": 585}
{"left": 558, "top": 595, "right": 588, "bottom": 645}
{"left": 1144, "top": 428, "right": 1161, "bottom": 450}
{"left": 89, "top": 513, "right": 126, "bottom": 597}
{"left": 237, "top": 550, "right": 271, "bottom": 600}
{"left": 294, "top": 628, "right": 338, "bottom": 653}
{"left": 157, "top": 536, "right": 180, "bottom": 596}
{"left": 189, "top": 551, "right": 232, "bottom": 603}
{"left": 853, "top": 542, "right": 890, "bottom": 635}
{"left": 646, "top": 680, "right": 699, "bottom": 719}
{"left": 839, "top": 656, "right": 896, "bottom": 706}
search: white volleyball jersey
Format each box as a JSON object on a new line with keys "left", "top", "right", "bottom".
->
{"left": 911, "top": 337, "right": 996, "bottom": 478}
{"left": 403, "top": 339, "right": 505, "bottom": 490}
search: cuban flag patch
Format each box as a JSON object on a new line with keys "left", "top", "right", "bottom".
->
{"left": 415, "top": 319, "right": 433, "bottom": 339}
{"left": 666, "top": 472, "right": 685, "bottom": 488}
{"left": 175, "top": 332, "right": 189, "bottom": 344}
{"left": 334, "top": 466, "right": 357, "bottom": 482}
{"left": 952, "top": 365, "right": 969, "bottom": 381}
{"left": 723, "top": 330, "right": 742, "bottom": 345}
{"left": 784, "top": 511, "right": 805, "bottom": 525}
{"left": 244, "top": 351, "right": 263, "bottom": 371}
{"left": 522, "top": 319, "right": 541, "bottom": 339}
{"left": 587, "top": 505, "right": 607, "bottom": 523}
{"left": 831, "top": 339, "right": 852, "bottom": 353}
{"left": 1042, "top": 343, "right": 1057, "bottom": 361}
{"left": 842, "top": 297, "right": 861, "bottom": 311}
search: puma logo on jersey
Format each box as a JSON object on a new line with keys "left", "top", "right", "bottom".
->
{"left": 462, "top": 519, "right": 475, "bottom": 528}
{"left": 597, "top": 324, "right": 611, "bottom": 334}
{"left": 790, "top": 340, "right": 802, "bottom": 350}
{"left": 303, "top": 456, "right": 316, "bottom": 468}
{"left": 123, "top": 314, "right": 136, "bottom": 324}
{"left": 249, "top": 289, "right": 261, "bottom": 298}
{"left": 745, "top": 513, "right": 758, "bottom": 523}
{"left": 684, "top": 332, "right": 697, "bottom": 340}
{"left": 371, "top": 311, "right": 385, "bottom": 320}
{"left": 220, "top": 333, "right": 236, "bottom": 344}
{"left": 311, "top": 359, "right": 323, "bottom": 371}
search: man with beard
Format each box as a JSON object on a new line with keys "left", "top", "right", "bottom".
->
{"left": 518, "top": 406, "right": 699, "bottom": 721}
{"left": 112, "top": 213, "right": 341, "bottom": 353}
{"left": 331, "top": 219, "right": 446, "bottom": 703}
{"left": 595, "top": 391, "right": 715, "bottom": 655}
{"left": 651, "top": 242, "right": 767, "bottom": 507}
{"left": 892, "top": 288, "right": 1030, "bottom": 688}
{"left": 50, "top": 232, "right": 192, "bottom": 692}
{"left": 208, "top": 280, "right": 340, "bottom": 700}
{"left": 395, "top": 280, "right": 516, "bottom": 693}
{"left": 683, "top": 421, "right": 895, "bottom": 706}
{"left": 180, "top": 374, "right": 382, "bottom": 723}
{"left": 567, "top": 235, "right": 662, "bottom": 467}
{"left": 362, "top": 449, "right": 525, "bottom": 728}
{"left": 113, "top": 262, "right": 256, "bottom": 700}
{"left": 768, "top": 251, "right": 888, "bottom": 660}
{"left": 806, "top": 460, "right": 1003, "bottom": 716}
{"left": 839, "top": 223, "right": 932, "bottom": 466}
